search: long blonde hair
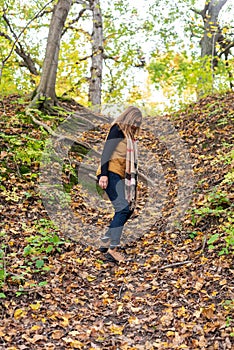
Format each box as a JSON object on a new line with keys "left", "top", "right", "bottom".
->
{"left": 113, "top": 106, "right": 142, "bottom": 138}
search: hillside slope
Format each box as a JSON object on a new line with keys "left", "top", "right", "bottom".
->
{"left": 0, "top": 92, "right": 233, "bottom": 349}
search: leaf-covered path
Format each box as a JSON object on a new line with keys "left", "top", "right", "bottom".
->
{"left": 0, "top": 93, "right": 233, "bottom": 349}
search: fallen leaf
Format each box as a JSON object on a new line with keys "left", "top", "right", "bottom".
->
{"left": 14, "top": 309, "right": 27, "bottom": 319}
{"left": 52, "top": 330, "right": 64, "bottom": 340}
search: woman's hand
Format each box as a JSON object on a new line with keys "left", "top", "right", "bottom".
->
{"left": 99, "top": 176, "right": 108, "bottom": 189}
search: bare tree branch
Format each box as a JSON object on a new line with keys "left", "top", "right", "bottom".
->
{"left": 62, "top": 7, "right": 88, "bottom": 35}
{"left": 0, "top": 0, "right": 54, "bottom": 78}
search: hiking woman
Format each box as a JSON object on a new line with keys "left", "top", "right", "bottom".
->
{"left": 96, "top": 106, "right": 142, "bottom": 263}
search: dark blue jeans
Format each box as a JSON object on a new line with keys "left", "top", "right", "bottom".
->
{"left": 101, "top": 172, "right": 133, "bottom": 248}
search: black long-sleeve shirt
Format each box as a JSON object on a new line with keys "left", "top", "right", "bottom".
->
{"left": 100, "top": 124, "right": 125, "bottom": 176}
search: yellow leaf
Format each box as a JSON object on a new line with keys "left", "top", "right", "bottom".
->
{"left": 23, "top": 280, "right": 36, "bottom": 288}
{"left": 14, "top": 308, "right": 27, "bottom": 319}
{"left": 30, "top": 325, "right": 41, "bottom": 331}
{"left": 178, "top": 345, "right": 189, "bottom": 349}
{"left": 96, "top": 336, "right": 105, "bottom": 341}
{"left": 109, "top": 324, "right": 124, "bottom": 335}
{"left": 219, "top": 279, "right": 227, "bottom": 286}
{"left": 70, "top": 340, "right": 84, "bottom": 348}
{"left": 117, "top": 302, "right": 124, "bottom": 315}
{"left": 84, "top": 247, "right": 91, "bottom": 252}
{"left": 86, "top": 275, "right": 96, "bottom": 282}
{"left": 60, "top": 316, "right": 69, "bottom": 327}
{"left": 76, "top": 258, "right": 84, "bottom": 264}
{"left": 30, "top": 302, "right": 41, "bottom": 310}
{"left": 167, "top": 330, "right": 175, "bottom": 336}
{"left": 200, "top": 256, "right": 208, "bottom": 264}
{"left": 177, "top": 306, "right": 187, "bottom": 317}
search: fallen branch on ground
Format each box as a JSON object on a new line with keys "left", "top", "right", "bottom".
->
{"left": 159, "top": 260, "right": 193, "bottom": 270}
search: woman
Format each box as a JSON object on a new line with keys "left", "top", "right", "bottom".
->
{"left": 96, "top": 106, "right": 142, "bottom": 263}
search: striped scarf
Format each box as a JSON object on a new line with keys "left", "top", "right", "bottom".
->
{"left": 125, "top": 137, "right": 138, "bottom": 210}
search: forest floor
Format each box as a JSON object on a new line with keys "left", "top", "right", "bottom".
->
{"left": 0, "top": 92, "right": 233, "bottom": 349}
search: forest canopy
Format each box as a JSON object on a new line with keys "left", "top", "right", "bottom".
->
{"left": 0, "top": 0, "right": 233, "bottom": 111}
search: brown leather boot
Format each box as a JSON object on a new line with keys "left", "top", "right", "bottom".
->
{"left": 105, "top": 248, "right": 125, "bottom": 263}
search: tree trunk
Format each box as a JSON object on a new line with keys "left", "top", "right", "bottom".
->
{"left": 200, "top": 0, "right": 228, "bottom": 61}
{"left": 88, "top": 0, "right": 103, "bottom": 108}
{"left": 30, "top": 0, "right": 72, "bottom": 110}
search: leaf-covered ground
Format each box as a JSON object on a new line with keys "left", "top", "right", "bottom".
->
{"left": 0, "top": 92, "right": 233, "bottom": 349}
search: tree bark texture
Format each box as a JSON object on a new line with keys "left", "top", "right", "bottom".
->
{"left": 200, "top": 0, "right": 228, "bottom": 59}
{"left": 88, "top": 0, "right": 103, "bottom": 107}
{"left": 33, "top": 0, "right": 72, "bottom": 106}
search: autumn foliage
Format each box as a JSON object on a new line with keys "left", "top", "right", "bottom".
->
{"left": 0, "top": 92, "right": 233, "bottom": 349}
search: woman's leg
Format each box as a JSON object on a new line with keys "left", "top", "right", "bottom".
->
{"left": 101, "top": 172, "right": 133, "bottom": 248}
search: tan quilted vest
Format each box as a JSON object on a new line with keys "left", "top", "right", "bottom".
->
{"left": 96, "top": 137, "right": 127, "bottom": 178}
